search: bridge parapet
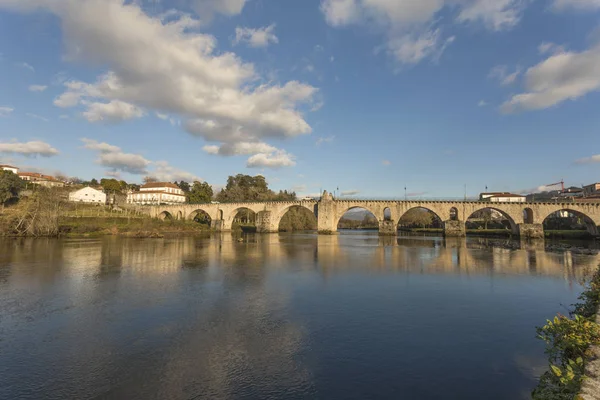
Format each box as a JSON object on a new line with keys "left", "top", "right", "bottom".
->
{"left": 148, "top": 199, "right": 600, "bottom": 237}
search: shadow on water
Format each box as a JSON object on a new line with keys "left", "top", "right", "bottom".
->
{"left": 0, "top": 232, "right": 599, "bottom": 399}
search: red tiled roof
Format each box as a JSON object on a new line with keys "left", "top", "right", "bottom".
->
{"left": 141, "top": 182, "right": 180, "bottom": 189}
{"left": 487, "top": 194, "right": 526, "bottom": 198}
{"left": 18, "top": 172, "right": 61, "bottom": 181}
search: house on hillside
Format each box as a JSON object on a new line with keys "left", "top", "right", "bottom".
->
{"left": 18, "top": 172, "right": 65, "bottom": 188}
{"left": 127, "top": 182, "right": 186, "bottom": 205}
{"left": 479, "top": 192, "right": 526, "bottom": 203}
{"left": 583, "top": 183, "right": 600, "bottom": 197}
{"left": 69, "top": 186, "right": 107, "bottom": 204}
{"left": 0, "top": 164, "right": 19, "bottom": 174}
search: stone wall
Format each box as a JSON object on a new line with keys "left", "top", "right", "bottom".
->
{"left": 518, "top": 223, "right": 544, "bottom": 239}
{"left": 444, "top": 220, "right": 466, "bottom": 237}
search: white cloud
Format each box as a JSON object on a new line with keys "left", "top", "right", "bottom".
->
{"left": 488, "top": 64, "right": 521, "bottom": 85}
{"left": 82, "top": 100, "right": 145, "bottom": 123}
{"left": 234, "top": 24, "right": 278, "bottom": 48}
{"left": 81, "top": 138, "right": 198, "bottom": 178}
{"left": 98, "top": 151, "right": 151, "bottom": 175}
{"left": 575, "top": 154, "right": 600, "bottom": 164}
{"left": 501, "top": 45, "right": 600, "bottom": 113}
{"left": 316, "top": 135, "right": 334, "bottom": 146}
{"left": 320, "top": 0, "right": 524, "bottom": 66}
{"left": 0, "top": 1, "right": 318, "bottom": 168}
{"left": 81, "top": 138, "right": 121, "bottom": 153}
{"left": 0, "top": 106, "right": 14, "bottom": 117}
{"left": 538, "top": 42, "right": 565, "bottom": 55}
{"left": 80, "top": 138, "right": 150, "bottom": 175}
{"left": 0, "top": 140, "right": 59, "bottom": 157}
{"left": 150, "top": 160, "right": 201, "bottom": 182}
{"left": 478, "top": 100, "right": 488, "bottom": 106}
{"left": 456, "top": 0, "right": 524, "bottom": 31}
{"left": 340, "top": 190, "right": 360, "bottom": 196}
{"left": 28, "top": 85, "right": 48, "bottom": 92}
{"left": 247, "top": 150, "right": 296, "bottom": 169}
{"left": 552, "top": 0, "right": 600, "bottom": 11}
{"left": 17, "top": 62, "right": 34, "bottom": 72}
{"left": 292, "top": 184, "right": 307, "bottom": 192}
{"left": 382, "top": 159, "right": 391, "bottom": 165}
{"left": 203, "top": 141, "right": 278, "bottom": 156}
{"left": 25, "top": 113, "right": 49, "bottom": 122}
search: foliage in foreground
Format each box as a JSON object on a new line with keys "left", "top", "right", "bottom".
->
{"left": 533, "top": 268, "right": 600, "bottom": 400}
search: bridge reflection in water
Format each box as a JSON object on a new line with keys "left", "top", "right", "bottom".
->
{"left": 1, "top": 234, "right": 597, "bottom": 284}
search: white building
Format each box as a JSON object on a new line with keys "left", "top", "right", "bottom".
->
{"left": 0, "top": 164, "right": 19, "bottom": 174}
{"left": 127, "top": 182, "right": 186, "bottom": 205}
{"left": 69, "top": 187, "right": 107, "bottom": 204}
{"left": 479, "top": 192, "right": 526, "bottom": 203}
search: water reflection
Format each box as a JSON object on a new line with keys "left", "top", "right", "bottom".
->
{"left": 0, "top": 233, "right": 598, "bottom": 399}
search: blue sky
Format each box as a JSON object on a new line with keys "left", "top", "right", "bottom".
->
{"left": 0, "top": 0, "right": 599, "bottom": 199}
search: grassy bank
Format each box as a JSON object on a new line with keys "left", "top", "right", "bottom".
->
{"left": 0, "top": 215, "right": 211, "bottom": 238}
{"left": 59, "top": 217, "right": 210, "bottom": 237}
{"left": 533, "top": 267, "right": 600, "bottom": 399}
{"left": 545, "top": 230, "right": 594, "bottom": 239}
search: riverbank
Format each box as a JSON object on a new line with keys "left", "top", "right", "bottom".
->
{"left": 0, "top": 216, "right": 211, "bottom": 238}
{"left": 400, "top": 227, "right": 595, "bottom": 239}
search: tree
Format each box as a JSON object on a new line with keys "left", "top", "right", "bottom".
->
{"left": 100, "top": 178, "right": 122, "bottom": 193}
{"left": 188, "top": 181, "right": 213, "bottom": 204}
{"left": 90, "top": 178, "right": 99, "bottom": 186}
{"left": 399, "top": 208, "right": 434, "bottom": 228}
{"left": 143, "top": 176, "right": 158, "bottom": 184}
{"left": 0, "top": 170, "right": 25, "bottom": 211}
{"left": 119, "top": 180, "right": 128, "bottom": 190}
{"left": 216, "top": 174, "right": 296, "bottom": 202}
{"left": 177, "top": 180, "right": 191, "bottom": 193}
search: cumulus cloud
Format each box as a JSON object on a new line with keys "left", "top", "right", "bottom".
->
{"left": 81, "top": 138, "right": 121, "bottom": 153}
{"left": 340, "top": 190, "right": 360, "bottom": 196}
{"left": 488, "top": 64, "right": 521, "bottom": 85}
{"left": 501, "top": 44, "right": 600, "bottom": 113}
{"left": 80, "top": 138, "right": 199, "bottom": 178}
{"left": 234, "top": 24, "right": 278, "bottom": 48}
{"left": 150, "top": 160, "right": 201, "bottom": 182}
{"left": 203, "top": 142, "right": 278, "bottom": 156}
{"left": 0, "top": 140, "right": 59, "bottom": 157}
{"left": 320, "top": 0, "right": 524, "bottom": 66}
{"left": 80, "top": 138, "right": 150, "bottom": 175}
{"left": 382, "top": 159, "right": 391, "bottom": 165}
{"left": 82, "top": 100, "right": 145, "bottom": 123}
{"left": 575, "top": 154, "right": 600, "bottom": 164}
{"left": 0, "top": 0, "right": 318, "bottom": 168}
{"left": 478, "top": 100, "right": 488, "bottom": 106}
{"left": 247, "top": 150, "right": 296, "bottom": 169}
{"left": 29, "top": 84, "right": 48, "bottom": 92}
{"left": 0, "top": 106, "right": 14, "bottom": 117}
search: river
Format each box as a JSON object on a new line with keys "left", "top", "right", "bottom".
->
{"left": 1, "top": 232, "right": 599, "bottom": 399}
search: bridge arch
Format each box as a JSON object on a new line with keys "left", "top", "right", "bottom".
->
{"left": 277, "top": 204, "right": 318, "bottom": 232}
{"left": 223, "top": 207, "right": 258, "bottom": 231}
{"left": 187, "top": 207, "right": 212, "bottom": 221}
{"left": 398, "top": 206, "right": 444, "bottom": 228}
{"left": 449, "top": 207, "right": 459, "bottom": 221}
{"left": 523, "top": 208, "right": 534, "bottom": 224}
{"left": 542, "top": 209, "right": 599, "bottom": 236}
{"left": 159, "top": 211, "right": 174, "bottom": 220}
{"left": 336, "top": 205, "right": 379, "bottom": 231}
{"left": 467, "top": 207, "right": 518, "bottom": 234}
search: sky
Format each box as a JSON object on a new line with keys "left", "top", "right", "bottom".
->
{"left": 0, "top": 0, "right": 599, "bottom": 199}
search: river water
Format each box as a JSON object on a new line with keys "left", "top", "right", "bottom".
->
{"left": 1, "top": 232, "right": 599, "bottom": 400}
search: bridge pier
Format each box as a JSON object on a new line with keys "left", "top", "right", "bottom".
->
{"left": 379, "top": 220, "right": 396, "bottom": 236}
{"left": 518, "top": 223, "right": 544, "bottom": 239}
{"left": 257, "top": 211, "right": 278, "bottom": 233}
{"left": 211, "top": 219, "right": 224, "bottom": 231}
{"left": 317, "top": 191, "right": 338, "bottom": 234}
{"left": 444, "top": 220, "right": 466, "bottom": 237}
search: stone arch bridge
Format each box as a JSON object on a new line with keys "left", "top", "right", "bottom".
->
{"left": 149, "top": 192, "right": 600, "bottom": 238}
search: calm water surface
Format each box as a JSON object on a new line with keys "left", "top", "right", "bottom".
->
{"left": 1, "top": 232, "right": 599, "bottom": 400}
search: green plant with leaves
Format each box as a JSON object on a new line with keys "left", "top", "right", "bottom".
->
{"left": 0, "top": 170, "right": 24, "bottom": 212}
{"left": 533, "top": 268, "right": 600, "bottom": 399}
